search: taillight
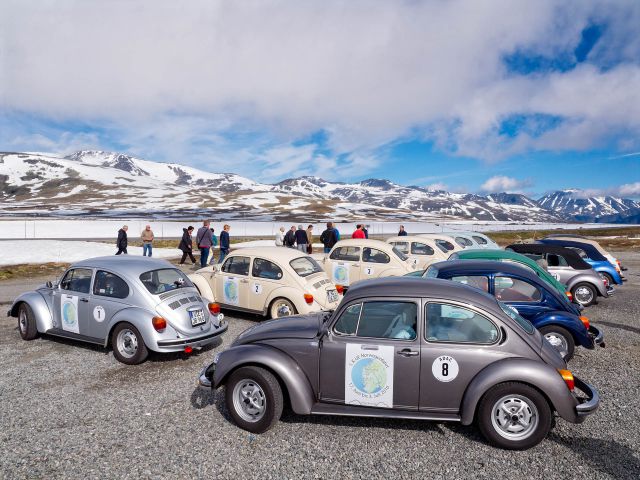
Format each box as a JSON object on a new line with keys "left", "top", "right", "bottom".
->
{"left": 579, "top": 316, "right": 590, "bottom": 329}
{"left": 565, "top": 291, "right": 573, "bottom": 302}
{"left": 152, "top": 316, "right": 167, "bottom": 332}
{"left": 602, "top": 276, "right": 609, "bottom": 287}
{"left": 335, "top": 285, "right": 344, "bottom": 295}
{"left": 208, "top": 303, "right": 220, "bottom": 315}
{"left": 184, "top": 346, "right": 193, "bottom": 354}
{"left": 558, "top": 369, "right": 575, "bottom": 391}
{"left": 304, "top": 294, "right": 314, "bottom": 304}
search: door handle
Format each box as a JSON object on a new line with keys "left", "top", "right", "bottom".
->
{"left": 240, "top": 279, "right": 249, "bottom": 284}
{"left": 397, "top": 349, "right": 418, "bottom": 357}
{"left": 80, "top": 298, "right": 89, "bottom": 303}
{"left": 353, "top": 264, "right": 360, "bottom": 267}
{"left": 361, "top": 345, "right": 378, "bottom": 351}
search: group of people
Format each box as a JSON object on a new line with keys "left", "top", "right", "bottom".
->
{"left": 179, "top": 221, "right": 231, "bottom": 267}
{"left": 116, "top": 224, "right": 154, "bottom": 256}
{"left": 275, "top": 225, "right": 314, "bottom": 253}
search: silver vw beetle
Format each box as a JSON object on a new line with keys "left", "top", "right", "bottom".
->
{"left": 8, "top": 256, "right": 227, "bottom": 364}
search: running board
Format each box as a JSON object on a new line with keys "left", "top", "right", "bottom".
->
{"left": 310, "top": 403, "right": 460, "bottom": 422}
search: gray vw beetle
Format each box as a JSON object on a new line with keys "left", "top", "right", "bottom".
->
{"left": 8, "top": 256, "right": 227, "bottom": 364}
{"left": 198, "top": 277, "right": 598, "bottom": 450}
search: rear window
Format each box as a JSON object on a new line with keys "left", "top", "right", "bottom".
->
{"left": 425, "top": 266, "right": 439, "bottom": 278}
{"left": 391, "top": 246, "right": 408, "bottom": 261}
{"left": 139, "top": 268, "right": 193, "bottom": 295}
{"left": 435, "top": 239, "right": 454, "bottom": 252}
{"left": 472, "top": 235, "right": 488, "bottom": 245}
{"left": 411, "top": 242, "right": 434, "bottom": 255}
{"left": 289, "top": 256, "right": 324, "bottom": 277}
{"left": 499, "top": 302, "right": 535, "bottom": 334}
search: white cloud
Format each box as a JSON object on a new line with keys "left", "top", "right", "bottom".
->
{"left": 481, "top": 175, "right": 532, "bottom": 193}
{"left": 619, "top": 182, "right": 640, "bottom": 197}
{"left": 425, "top": 182, "right": 448, "bottom": 192}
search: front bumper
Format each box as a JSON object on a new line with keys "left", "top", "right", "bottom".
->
{"left": 605, "top": 285, "right": 615, "bottom": 297}
{"left": 155, "top": 322, "right": 227, "bottom": 352}
{"left": 573, "top": 376, "right": 600, "bottom": 418}
{"left": 588, "top": 325, "right": 605, "bottom": 348}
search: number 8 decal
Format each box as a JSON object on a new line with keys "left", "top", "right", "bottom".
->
{"left": 432, "top": 355, "right": 459, "bottom": 382}
{"left": 442, "top": 362, "right": 448, "bottom": 376}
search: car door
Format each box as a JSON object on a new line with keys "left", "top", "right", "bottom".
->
{"left": 215, "top": 255, "right": 251, "bottom": 309}
{"left": 419, "top": 301, "right": 503, "bottom": 411}
{"left": 249, "top": 257, "right": 284, "bottom": 312}
{"left": 361, "top": 247, "right": 392, "bottom": 278}
{"left": 53, "top": 267, "right": 93, "bottom": 336}
{"left": 319, "top": 299, "right": 420, "bottom": 410}
{"left": 493, "top": 275, "right": 548, "bottom": 319}
{"left": 328, "top": 246, "right": 362, "bottom": 286}
{"left": 544, "top": 253, "right": 574, "bottom": 285}
{"left": 88, "top": 269, "right": 131, "bottom": 340}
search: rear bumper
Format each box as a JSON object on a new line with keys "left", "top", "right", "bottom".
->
{"left": 588, "top": 325, "right": 605, "bottom": 348}
{"left": 605, "top": 285, "right": 615, "bottom": 297}
{"left": 155, "top": 323, "right": 227, "bottom": 352}
{"left": 573, "top": 377, "right": 600, "bottom": 419}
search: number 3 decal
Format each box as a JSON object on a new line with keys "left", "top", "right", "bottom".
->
{"left": 432, "top": 355, "right": 459, "bottom": 382}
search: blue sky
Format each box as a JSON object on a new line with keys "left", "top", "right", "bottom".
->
{"left": 1, "top": 1, "right": 639, "bottom": 198}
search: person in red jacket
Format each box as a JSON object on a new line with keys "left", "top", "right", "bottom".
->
{"left": 352, "top": 224, "right": 366, "bottom": 239}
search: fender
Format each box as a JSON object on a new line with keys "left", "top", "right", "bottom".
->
{"left": 9, "top": 291, "right": 54, "bottom": 333}
{"left": 103, "top": 306, "right": 156, "bottom": 348}
{"left": 213, "top": 344, "right": 316, "bottom": 415}
{"left": 188, "top": 273, "right": 216, "bottom": 302}
{"left": 565, "top": 273, "right": 607, "bottom": 297}
{"left": 532, "top": 311, "right": 593, "bottom": 348}
{"left": 460, "top": 358, "right": 579, "bottom": 425}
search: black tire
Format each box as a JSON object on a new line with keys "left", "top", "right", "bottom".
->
{"left": 110, "top": 322, "right": 148, "bottom": 365}
{"left": 571, "top": 282, "right": 597, "bottom": 307}
{"left": 477, "top": 382, "right": 552, "bottom": 450}
{"left": 18, "top": 303, "right": 39, "bottom": 340}
{"left": 539, "top": 325, "right": 575, "bottom": 361}
{"left": 225, "top": 366, "right": 283, "bottom": 433}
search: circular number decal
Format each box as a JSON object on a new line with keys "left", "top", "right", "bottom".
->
{"left": 432, "top": 355, "right": 459, "bottom": 382}
{"left": 93, "top": 306, "right": 106, "bottom": 322}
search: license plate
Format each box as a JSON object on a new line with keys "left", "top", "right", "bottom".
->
{"left": 189, "top": 309, "right": 206, "bottom": 326}
{"left": 327, "top": 289, "right": 339, "bottom": 303}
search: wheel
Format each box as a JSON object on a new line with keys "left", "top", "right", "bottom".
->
{"left": 571, "top": 282, "right": 597, "bottom": 307}
{"left": 477, "top": 382, "right": 552, "bottom": 450}
{"left": 269, "top": 298, "right": 296, "bottom": 319}
{"left": 111, "top": 322, "right": 148, "bottom": 365}
{"left": 225, "top": 366, "right": 283, "bottom": 433}
{"left": 601, "top": 272, "right": 614, "bottom": 285}
{"left": 18, "top": 303, "right": 39, "bottom": 340}
{"left": 539, "top": 325, "right": 575, "bottom": 361}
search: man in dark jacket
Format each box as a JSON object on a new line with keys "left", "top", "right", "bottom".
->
{"left": 196, "top": 220, "right": 214, "bottom": 267}
{"left": 179, "top": 226, "right": 196, "bottom": 264}
{"left": 115, "top": 225, "right": 128, "bottom": 255}
{"left": 284, "top": 226, "right": 296, "bottom": 248}
{"left": 320, "top": 222, "right": 338, "bottom": 253}
{"left": 219, "top": 224, "right": 231, "bottom": 263}
{"left": 398, "top": 225, "right": 408, "bottom": 236}
{"left": 294, "top": 225, "right": 308, "bottom": 252}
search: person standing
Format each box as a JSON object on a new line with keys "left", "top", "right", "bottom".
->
{"left": 196, "top": 220, "right": 214, "bottom": 267}
{"left": 208, "top": 228, "right": 218, "bottom": 265}
{"left": 352, "top": 224, "right": 366, "bottom": 239}
{"left": 284, "top": 226, "right": 296, "bottom": 248}
{"left": 141, "top": 224, "right": 154, "bottom": 257}
{"left": 363, "top": 224, "right": 369, "bottom": 239}
{"left": 275, "top": 226, "right": 285, "bottom": 246}
{"left": 295, "top": 225, "right": 308, "bottom": 253}
{"left": 178, "top": 226, "right": 196, "bottom": 264}
{"left": 320, "top": 222, "right": 338, "bottom": 253}
{"left": 305, "top": 225, "right": 314, "bottom": 254}
{"left": 398, "top": 225, "right": 408, "bottom": 236}
{"left": 219, "top": 224, "right": 230, "bottom": 263}
{"left": 115, "top": 225, "right": 128, "bottom": 255}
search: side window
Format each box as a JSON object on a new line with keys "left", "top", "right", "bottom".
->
{"left": 59, "top": 268, "right": 93, "bottom": 294}
{"left": 450, "top": 275, "right": 489, "bottom": 292}
{"left": 495, "top": 276, "right": 542, "bottom": 302}
{"left": 425, "top": 303, "right": 498, "bottom": 344}
{"left": 454, "top": 237, "right": 468, "bottom": 248}
{"left": 546, "top": 254, "right": 569, "bottom": 267}
{"left": 334, "top": 303, "right": 362, "bottom": 335}
{"left": 411, "top": 242, "right": 434, "bottom": 256}
{"left": 252, "top": 258, "right": 283, "bottom": 280}
{"left": 330, "top": 246, "right": 361, "bottom": 262}
{"left": 356, "top": 301, "right": 417, "bottom": 340}
{"left": 436, "top": 239, "right": 455, "bottom": 252}
{"left": 390, "top": 242, "right": 409, "bottom": 254}
{"left": 222, "top": 256, "right": 250, "bottom": 276}
{"left": 472, "top": 235, "right": 488, "bottom": 245}
{"left": 362, "top": 247, "right": 390, "bottom": 264}
{"left": 567, "top": 247, "right": 589, "bottom": 259}
{"left": 93, "top": 270, "right": 130, "bottom": 299}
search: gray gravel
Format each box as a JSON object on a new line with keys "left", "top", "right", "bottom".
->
{"left": 1, "top": 252, "right": 639, "bottom": 479}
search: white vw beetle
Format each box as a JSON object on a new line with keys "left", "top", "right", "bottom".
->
{"left": 417, "top": 233, "right": 466, "bottom": 253}
{"left": 188, "top": 247, "right": 341, "bottom": 318}
{"left": 314, "top": 239, "right": 417, "bottom": 287}
{"left": 386, "top": 235, "right": 449, "bottom": 269}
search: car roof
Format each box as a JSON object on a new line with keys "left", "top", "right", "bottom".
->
{"left": 430, "top": 259, "right": 546, "bottom": 282}
{"left": 71, "top": 256, "right": 176, "bottom": 275}
{"left": 506, "top": 244, "right": 592, "bottom": 269}
{"left": 456, "top": 248, "right": 535, "bottom": 262}
{"left": 334, "top": 238, "right": 395, "bottom": 249}
{"left": 386, "top": 235, "right": 441, "bottom": 245}
{"left": 537, "top": 239, "right": 607, "bottom": 261}
{"left": 417, "top": 233, "right": 458, "bottom": 241}
{"left": 544, "top": 236, "right": 612, "bottom": 256}
{"left": 228, "top": 246, "right": 310, "bottom": 261}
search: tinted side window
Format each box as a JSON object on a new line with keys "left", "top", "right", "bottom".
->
{"left": 425, "top": 303, "right": 498, "bottom": 344}
{"left": 411, "top": 242, "right": 434, "bottom": 255}
{"left": 330, "top": 246, "right": 360, "bottom": 262}
{"left": 436, "top": 240, "right": 454, "bottom": 252}
{"left": 93, "top": 270, "right": 129, "bottom": 299}
{"left": 472, "top": 235, "right": 488, "bottom": 245}
{"left": 362, "top": 248, "right": 390, "bottom": 264}
{"left": 450, "top": 275, "right": 489, "bottom": 292}
{"left": 546, "top": 254, "right": 569, "bottom": 267}
{"left": 60, "top": 268, "right": 93, "bottom": 294}
{"left": 495, "top": 277, "right": 542, "bottom": 302}
{"left": 222, "top": 256, "right": 250, "bottom": 276}
{"left": 252, "top": 258, "right": 283, "bottom": 280}
{"left": 334, "top": 303, "right": 362, "bottom": 335}
{"left": 356, "top": 301, "right": 417, "bottom": 340}
{"left": 391, "top": 241, "right": 409, "bottom": 254}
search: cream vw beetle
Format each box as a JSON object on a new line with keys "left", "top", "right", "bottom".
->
{"left": 386, "top": 236, "right": 449, "bottom": 269}
{"left": 188, "top": 247, "right": 341, "bottom": 318}
{"left": 314, "top": 239, "right": 417, "bottom": 287}
{"left": 417, "top": 233, "right": 466, "bottom": 254}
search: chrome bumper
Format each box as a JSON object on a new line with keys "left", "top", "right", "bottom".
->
{"left": 605, "top": 285, "right": 615, "bottom": 296}
{"left": 574, "top": 377, "right": 600, "bottom": 417}
{"left": 588, "top": 325, "right": 605, "bottom": 347}
{"left": 156, "top": 323, "right": 227, "bottom": 349}
{"left": 197, "top": 363, "right": 215, "bottom": 389}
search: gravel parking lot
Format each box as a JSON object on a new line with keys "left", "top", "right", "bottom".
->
{"left": 1, "top": 252, "right": 639, "bottom": 479}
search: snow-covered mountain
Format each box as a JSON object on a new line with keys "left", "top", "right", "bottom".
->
{"left": 0, "top": 151, "right": 634, "bottom": 222}
{"left": 538, "top": 189, "right": 640, "bottom": 222}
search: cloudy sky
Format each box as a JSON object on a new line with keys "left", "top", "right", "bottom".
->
{"left": 1, "top": 0, "right": 639, "bottom": 197}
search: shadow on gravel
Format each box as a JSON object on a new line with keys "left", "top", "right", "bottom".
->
{"left": 595, "top": 321, "right": 640, "bottom": 336}
{"left": 550, "top": 433, "right": 640, "bottom": 479}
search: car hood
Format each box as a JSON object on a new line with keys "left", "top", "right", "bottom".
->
{"left": 233, "top": 312, "right": 330, "bottom": 345}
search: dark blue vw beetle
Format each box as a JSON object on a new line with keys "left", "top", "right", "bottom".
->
{"left": 424, "top": 260, "right": 604, "bottom": 360}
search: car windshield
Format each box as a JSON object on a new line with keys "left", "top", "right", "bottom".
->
{"left": 139, "top": 268, "right": 193, "bottom": 294}
{"left": 391, "top": 246, "right": 408, "bottom": 261}
{"left": 498, "top": 302, "right": 535, "bottom": 334}
{"left": 290, "top": 256, "right": 324, "bottom": 277}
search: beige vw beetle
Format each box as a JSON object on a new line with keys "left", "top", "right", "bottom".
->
{"left": 417, "top": 233, "right": 465, "bottom": 254}
{"left": 314, "top": 239, "right": 417, "bottom": 287}
{"left": 188, "top": 247, "right": 341, "bottom": 319}
{"left": 386, "top": 235, "right": 449, "bottom": 269}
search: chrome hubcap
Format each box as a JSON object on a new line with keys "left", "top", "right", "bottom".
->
{"left": 544, "top": 331, "right": 569, "bottom": 358}
{"left": 18, "top": 310, "right": 27, "bottom": 334}
{"left": 491, "top": 395, "right": 539, "bottom": 440}
{"left": 116, "top": 329, "right": 138, "bottom": 358}
{"left": 276, "top": 303, "right": 292, "bottom": 317}
{"left": 232, "top": 380, "right": 266, "bottom": 422}
{"left": 574, "top": 286, "right": 593, "bottom": 305}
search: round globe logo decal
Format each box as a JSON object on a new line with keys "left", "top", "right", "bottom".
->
{"left": 334, "top": 266, "right": 348, "bottom": 283}
{"left": 62, "top": 301, "right": 77, "bottom": 327}
{"left": 224, "top": 281, "right": 238, "bottom": 303}
{"left": 351, "top": 357, "right": 387, "bottom": 394}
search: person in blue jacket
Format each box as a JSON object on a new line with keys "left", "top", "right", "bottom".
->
{"left": 219, "top": 224, "right": 230, "bottom": 263}
{"left": 208, "top": 228, "right": 219, "bottom": 265}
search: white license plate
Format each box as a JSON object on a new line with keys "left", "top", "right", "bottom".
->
{"left": 189, "top": 309, "right": 206, "bottom": 326}
{"left": 327, "top": 289, "right": 339, "bottom": 303}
